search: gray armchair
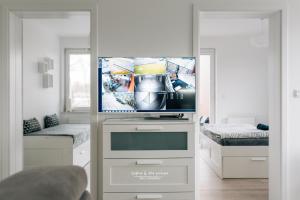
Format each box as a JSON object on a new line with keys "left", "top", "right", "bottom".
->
{"left": 0, "top": 166, "right": 91, "bottom": 200}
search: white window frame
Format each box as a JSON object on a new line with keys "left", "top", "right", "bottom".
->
{"left": 65, "top": 48, "right": 91, "bottom": 112}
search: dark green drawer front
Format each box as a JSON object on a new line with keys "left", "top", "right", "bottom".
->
{"left": 111, "top": 132, "right": 187, "bottom": 150}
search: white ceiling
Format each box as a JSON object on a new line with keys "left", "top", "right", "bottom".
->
{"left": 200, "top": 18, "right": 269, "bottom": 37}
{"left": 23, "top": 12, "right": 90, "bottom": 37}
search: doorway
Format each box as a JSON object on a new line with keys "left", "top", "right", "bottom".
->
{"left": 195, "top": 10, "right": 284, "bottom": 200}
{"left": 7, "top": 9, "right": 95, "bottom": 195}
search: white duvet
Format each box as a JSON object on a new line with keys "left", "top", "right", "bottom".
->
{"left": 203, "top": 123, "right": 269, "bottom": 139}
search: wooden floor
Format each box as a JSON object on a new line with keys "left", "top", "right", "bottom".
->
{"left": 199, "top": 158, "right": 268, "bottom": 200}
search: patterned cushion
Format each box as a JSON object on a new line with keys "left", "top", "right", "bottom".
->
{"left": 23, "top": 118, "right": 42, "bottom": 134}
{"left": 44, "top": 114, "right": 59, "bottom": 128}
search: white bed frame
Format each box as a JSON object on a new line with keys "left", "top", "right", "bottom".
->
{"left": 199, "top": 117, "right": 268, "bottom": 179}
{"left": 24, "top": 136, "right": 90, "bottom": 170}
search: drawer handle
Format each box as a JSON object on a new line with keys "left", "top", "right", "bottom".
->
{"left": 136, "top": 126, "right": 163, "bottom": 131}
{"left": 251, "top": 157, "right": 267, "bottom": 161}
{"left": 136, "top": 160, "right": 163, "bottom": 165}
{"left": 136, "top": 194, "right": 163, "bottom": 199}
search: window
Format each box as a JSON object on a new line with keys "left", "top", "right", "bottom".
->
{"left": 200, "top": 49, "right": 216, "bottom": 123}
{"left": 65, "top": 49, "right": 91, "bottom": 111}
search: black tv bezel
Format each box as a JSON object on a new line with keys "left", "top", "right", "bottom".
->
{"left": 98, "top": 57, "right": 197, "bottom": 113}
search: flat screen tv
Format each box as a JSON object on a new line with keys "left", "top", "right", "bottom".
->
{"left": 98, "top": 57, "right": 196, "bottom": 113}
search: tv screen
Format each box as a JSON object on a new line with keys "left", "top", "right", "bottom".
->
{"left": 98, "top": 57, "right": 196, "bottom": 113}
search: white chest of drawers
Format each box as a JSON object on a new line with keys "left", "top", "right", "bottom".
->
{"left": 102, "top": 119, "right": 197, "bottom": 200}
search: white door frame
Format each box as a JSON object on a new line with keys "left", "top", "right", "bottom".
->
{"left": 200, "top": 48, "right": 216, "bottom": 123}
{"left": 0, "top": 2, "right": 99, "bottom": 200}
{"left": 194, "top": 6, "right": 288, "bottom": 200}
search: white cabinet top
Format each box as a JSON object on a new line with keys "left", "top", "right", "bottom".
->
{"left": 103, "top": 118, "right": 194, "bottom": 125}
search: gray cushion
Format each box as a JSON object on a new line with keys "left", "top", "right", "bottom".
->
{"left": 0, "top": 166, "right": 89, "bottom": 200}
{"left": 23, "top": 118, "right": 41, "bottom": 134}
{"left": 44, "top": 114, "right": 59, "bottom": 128}
{"left": 80, "top": 191, "right": 92, "bottom": 200}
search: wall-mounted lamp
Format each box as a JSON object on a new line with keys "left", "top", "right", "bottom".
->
{"left": 38, "top": 57, "right": 54, "bottom": 88}
{"left": 43, "top": 73, "right": 53, "bottom": 88}
{"left": 38, "top": 57, "right": 54, "bottom": 73}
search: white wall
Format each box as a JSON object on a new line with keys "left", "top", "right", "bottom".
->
{"left": 98, "top": 0, "right": 285, "bottom": 56}
{"left": 200, "top": 36, "right": 269, "bottom": 124}
{"left": 287, "top": 0, "right": 300, "bottom": 199}
{"left": 23, "top": 19, "right": 60, "bottom": 128}
{"left": 99, "top": 0, "right": 193, "bottom": 57}
{"left": 59, "top": 37, "right": 90, "bottom": 124}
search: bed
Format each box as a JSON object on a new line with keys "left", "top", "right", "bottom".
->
{"left": 199, "top": 118, "right": 268, "bottom": 179}
{"left": 24, "top": 124, "right": 90, "bottom": 170}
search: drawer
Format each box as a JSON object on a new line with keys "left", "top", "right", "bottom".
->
{"left": 199, "top": 135, "right": 210, "bottom": 160}
{"left": 103, "top": 192, "right": 194, "bottom": 200}
{"left": 73, "top": 140, "right": 90, "bottom": 167}
{"left": 103, "top": 124, "right": 194, "bottom": 158}
{"left": 104, "top": 158, "right": 194, "bottom": 192}
{"left": 210, "top": 141, "right": 221, "bottom": 167}
{"left": 104, "top": 124, "right": 193, "bottom": 133}
{"left": 223, "top": 156, "right": 268, "bottom": 178}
